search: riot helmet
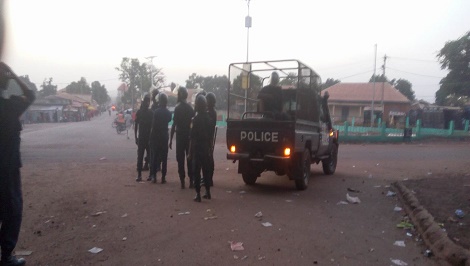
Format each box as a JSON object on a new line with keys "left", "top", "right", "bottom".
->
{"left": 151, "top": 88, "right": 159, "bottom": 103}
{"left": 194, "top": 94, "right": 207, "bottom": 114}
{"left": 141, "top": 93, "right": 151, "bottom": 109}
{"left": 177, "top": 86, "right": 188, "bottom": 102}
{"left": 206, "top": 92, "right": 216, "bottom": 108}
{"left": 157, "top": 92, "right": 168, "bottom": 107}
{"left": 195, "top": 90, "right": 206, "bottom": 99}
{"left": 270, "top": 72, "right": 280, "bottom": 86}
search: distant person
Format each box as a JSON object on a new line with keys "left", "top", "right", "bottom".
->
{"left": 116, "top": 111, "right": 125, "bottom": 124}
{"left": 189, "top": 95, "right": 212, "bottom": 202}
{"left": 0, "top": 62, "right": 35, "bottom": 266}
{"left": 257, "top": 71, "right": 282, "bottom": 115}
{"left": 149, "top": 93, "right": 172, "bottom": 184}
{"left": 169, "top": 87, "right": 195, "bottom": 189}
{"left": 205, "top": 92, "right": 217, "bottom": 187}
{"left": 124, "top": 110, "right": 132, "bottom": 129}
{"left": 134, "top": 94, "right": 152, "bottom": 181}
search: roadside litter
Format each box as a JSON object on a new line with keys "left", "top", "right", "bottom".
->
{"left": 346, "top": 193, "right": 361, "bottom": 204}
{"left": 396, "top": 221, "right": 414, "bottom": 229}
{"left": 88, "top": 247, "right": 103, "bottom": 254}
{"left": 229, "top": 241, "right": 244, "bottom": 251}
{"left": 393, "top": 240, "right": 406, "bottom": 247}
{"left": 394, "top": 206, "right": 403, "bottom": 212}
{"left": 337, "top": 201, "right": 349, "bottom": 205}
{"left": 424, "top": 249, "right": 433, "bottom": 257}
{"left": 347, "top": 188, "right": 360, "bottom": 193}
{"left": 91, "top": 211, "right": 106, "bottom": 217}
{"left": 261, "top": 222, "right": 272, "bottom": 227}
{"left": 390, "top": 258, "right": 408, "bottom": 266}
{"left": 455, "top": 209, "right": 465, "bottom": 218}
{"left": 254, "top": 211, "right": 263, "bottom": 218}
{"left": 178, "top": 211, "right": 190, "bottom": 215}
{"left": 99, "top": 157, "right": 106, "bottom": 161}
{"left": 386, "top": 191, "right": 396, "bottom": 197}
{"left": 15, "top": 251, "right": 33, "bottom": 256}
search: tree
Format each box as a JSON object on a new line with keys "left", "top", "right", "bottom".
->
{"left": 91, "top": 81, "right": 109, "bottom": 106}
{"left": 370, "top": 74, "right": 416, "bottom": 101}
{"left": 38, "top": 78, "right": 57, "bottom": 98}
{"left": 6, "top": 75, "right": 38, "bottom": 96}
{"left": 436, "top": 31, "right": 470, "bottom": 106}
{"left": 321, "top": 78, "right": 340, "bottom": 90}
{"left": 65, "top": 77, "right": 91, "bottom": 94}
{"left": 185, "top": 74, "right": 229, "bottom": 109}
{"left": 369, "top": 74, "right": 388, "bottom": 83}
{"left": 391, "top": 79, "right": 415, "bottom": 101}
{"left": 278, "top": 72, "right": 297, "bottom": 86}
{"left": 116, "top": 57, "right": 165, "bottom": 107}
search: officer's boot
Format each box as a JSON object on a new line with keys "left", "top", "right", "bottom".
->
{"left": 136, "top": 171, "right": 142, "bottom": 182}
{"left": 189, "top": 177, "right": 194, "bottom": 189}
{"left": 180, "top": 177, "right": 185, "bottom": 189}
{"left": 161, "top": 175, "right": 166, "bottom": 184}
{"left": 194, "top": 188, "right": 201, "bottom": 202}
{"left": 203, "top": 185, "right": 211, "bottom": 199}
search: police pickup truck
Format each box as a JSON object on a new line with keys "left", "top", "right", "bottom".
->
{"left": 226, "top": 59, "right": 339, "bottom": 190}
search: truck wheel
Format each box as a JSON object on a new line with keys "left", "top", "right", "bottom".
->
{"left": 322, "top": 143, "right": 338, "bottom": 175}
{"left": 295, "top": 149, "right": 311, "bottom": 190}
{"left": 242, "top": 172, "right": 258, "bottom": 185}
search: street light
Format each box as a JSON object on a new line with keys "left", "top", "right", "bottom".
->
{"left": 244, "top": 0, "right": 252, "bottom": 112}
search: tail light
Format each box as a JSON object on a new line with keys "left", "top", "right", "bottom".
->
{"left": 230, "top": 145, "right": 236, "bottom": 153}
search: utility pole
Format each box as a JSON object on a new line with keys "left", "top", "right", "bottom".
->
{"left": 371, "top": 44, "right": 377, "bottom": 128}
{"left": 145, "top": 55, "right": 158, "bottom": 90}
{"left": 380, "top": 54, "right": 387, "bottom": 122}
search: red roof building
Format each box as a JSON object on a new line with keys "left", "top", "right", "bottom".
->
{"left": 322, "top": 82, "right": 411, "bottom": 126}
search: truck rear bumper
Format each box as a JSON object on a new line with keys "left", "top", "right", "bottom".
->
{"left": 227, "top": 153, "right": 290, "bottom": 162}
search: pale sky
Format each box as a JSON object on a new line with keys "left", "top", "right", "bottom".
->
{"left": 3, "top": 0, "right": 470, "bottom": 103}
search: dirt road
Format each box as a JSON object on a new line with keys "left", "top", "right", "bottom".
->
{"left": 15, "top": 114, "right": 470, "bottom": 265}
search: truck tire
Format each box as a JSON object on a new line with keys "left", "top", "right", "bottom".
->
{"left": 322, "top": 143, "right": 338, "bottom": 175}
{"left": 242, "top": 172, "right": 258, "bottom": 185}
{"left": 295, "top": 149, "right": 311, "bottom": 190}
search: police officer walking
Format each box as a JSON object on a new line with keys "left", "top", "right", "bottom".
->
{"left": 149, "top": 93, "right": 172, "bottom": 183}
{"left": 147, "top": 88, "right": 160, "bottom": 174}
{"left": 190, "top": 95, "right": 213, "bottom": 202}
{"left": 169, "top": 87, "right": 195, "bottom": 189}
{"left": 205, "top": 92, "right": 217, "bottom": 187}
{"left": 0, "top": 62, "right": 35, "bottom": 266}
{"left": 134, "top": 94, "right": 153, "bottom": 182}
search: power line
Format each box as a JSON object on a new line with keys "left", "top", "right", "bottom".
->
{"left": 338, "top": 69, "right": 376, "bottom": 80}
{"left": 387, "top": 67, "right": 444, "bottom": 79}
{"left": 387, "top": 56, "right": 438, "bottom": 63}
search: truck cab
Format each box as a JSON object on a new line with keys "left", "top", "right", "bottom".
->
{"left": 226, "top": 59, "right": 339, "bottom": 190}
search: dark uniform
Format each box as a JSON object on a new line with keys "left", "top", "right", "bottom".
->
{"left": 206, "top": 93, "right": 217, "bottom": 187}
{"left": 190, "top": 95, "right": 212, "bottom": 202}
{"left": 149, "top": 95, "right": 172, "bottom": 183}
{"left": 0, "top": 63, "right": 35, "bottom": 266}
{"left": 148, "top": 89, "right": 160, "bottom": 176}
{"left": 170, "top": 97, "right": 194, "bottom": 188}
{"left": 134, "top": 98, "right": 153, "bottom": 181}
{"left": 257, "top": 72, "right": 282, "bottom": 118}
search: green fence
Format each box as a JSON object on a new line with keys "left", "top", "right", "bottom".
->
{"left": 335, "top": 119, "right": 470, "bottom": 142}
